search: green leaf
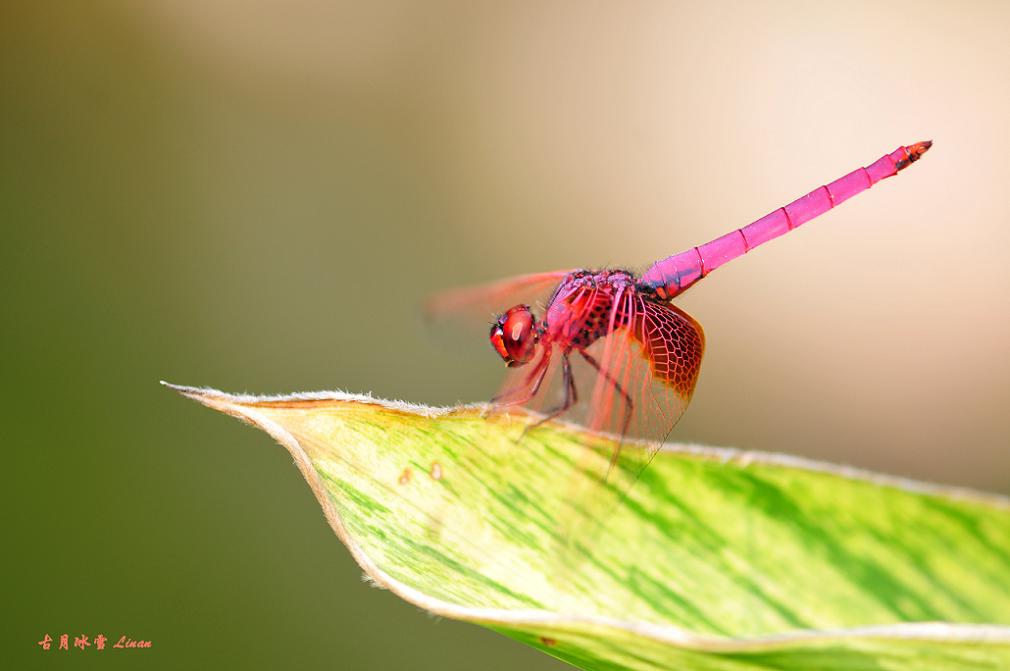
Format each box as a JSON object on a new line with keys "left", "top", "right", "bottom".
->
{"left": 165, "top": 383, "right": 1010, "bottom": 670}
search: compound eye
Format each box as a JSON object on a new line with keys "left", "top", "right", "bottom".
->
{"left": 489, "top": 305, "right": 537, "bottom": 366}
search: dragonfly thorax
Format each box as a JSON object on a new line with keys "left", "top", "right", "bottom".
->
{"left": 489, "top": 269, "right": 645, "bottom": 366}
{"left": 542, "top": 269, "right": 642, "bottom": 351}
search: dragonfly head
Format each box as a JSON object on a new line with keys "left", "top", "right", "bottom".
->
{"left": 490, "top": 305, "right": 539, "bottom": 367}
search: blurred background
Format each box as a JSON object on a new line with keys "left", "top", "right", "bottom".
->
{"left": 4, "top": 1, "right": 1008, "bottom": 668}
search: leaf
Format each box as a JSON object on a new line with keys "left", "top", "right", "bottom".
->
{"left": 164, "top": 382, "right": 1010, "bottom": 670}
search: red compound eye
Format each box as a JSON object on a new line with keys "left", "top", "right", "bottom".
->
{"left": 489, "top": 305, "right": 538, "bottom": 367}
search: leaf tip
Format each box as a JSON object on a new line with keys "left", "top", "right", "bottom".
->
{"left": 161, "top": 380, "right": 214, "bottom": 402}
{"left": 160, "top": 381, "right": 252, "bottom": 421}
{"left": 160, "top": 380, "right": 190, "bottom": 394}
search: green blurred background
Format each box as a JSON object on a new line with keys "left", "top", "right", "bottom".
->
{"left": 4, "top": 1, "right": 1009, "bottom": 669}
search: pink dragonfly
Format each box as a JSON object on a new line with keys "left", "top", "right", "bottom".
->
{"left": 431, "top": 141, "right": 932, "bottom": 479}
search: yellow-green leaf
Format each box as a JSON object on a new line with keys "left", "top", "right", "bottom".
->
{"left": 165, "top": 383, "right": 1010, "bottom": 670}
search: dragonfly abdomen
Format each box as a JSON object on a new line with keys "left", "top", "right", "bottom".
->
{"left": 640, "top": 141, "right": 932, "bottom": 300}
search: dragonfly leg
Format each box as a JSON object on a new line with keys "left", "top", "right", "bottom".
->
{"left": 578, "top": 349, "right": 634, "bottom": 477}
{"left": 518, "top": 353, "right": 578, "bottom": 440}
{"left": 485, "top": 348, "right": 552, "bottom": 417}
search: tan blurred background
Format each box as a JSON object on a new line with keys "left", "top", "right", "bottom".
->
{"left": 3, "top": 1, "right": 1008, "bottom": 669}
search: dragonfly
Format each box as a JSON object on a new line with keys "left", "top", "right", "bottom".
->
{"left": 431, "top": 141, "right": 932, "bottom": 482}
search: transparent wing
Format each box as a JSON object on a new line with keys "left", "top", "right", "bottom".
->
{"left": 489, "top": 287, "right": 705, "bottom": 488}
{"left": 486, "top": 283, "right": 598, "bottom": 412}
{"left": 477, "top": 286, "right": 705, "bottom": 586}
{"left": 583, "top": 294, "right": 705, "bottom": 477}
{"left": 511, "top": 291, "right": 706, "bottom": 576}
{"left": 424, "top": 270, "right": 575, "bottom": 324}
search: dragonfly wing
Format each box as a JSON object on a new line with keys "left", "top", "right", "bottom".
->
{"left": 580, "top": 293, "right": 706, "bottom": 481}
{"left": 631, "top": 297, "right": 706, "bottom": 429}
{"left": 424, "top": 269, "right": 576, "bottom": 323}
{"left": 488, "top": 283, "right": 598, "bottom": 413}
{"left": 537, "top": 292, "right": 705, "bottom": 568}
